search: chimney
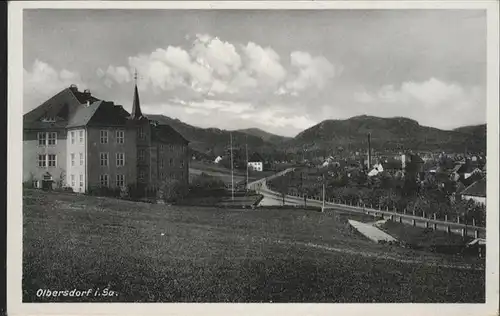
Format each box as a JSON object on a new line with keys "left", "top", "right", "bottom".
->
{"left": 367, "top": 133, "right": 371, "bottom": 170}
{"left": 69, "top": 84, "right": 78, "bottom": 92}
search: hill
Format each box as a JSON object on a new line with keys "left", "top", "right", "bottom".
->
{"left": 289, "top": 115, "right": 486, "bottom": 154}
{"left": 236, "top": 128, "right": 291, "bottom": 144}
{"left": 146, "top": 114, "right": 278, "bottom": 159}
{"left": 453, "top": 124, "right": 487, "bottom": 139}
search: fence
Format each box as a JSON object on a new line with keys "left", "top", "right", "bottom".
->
{"left": 269, "top": 190, "right": 486, "bottom": 239}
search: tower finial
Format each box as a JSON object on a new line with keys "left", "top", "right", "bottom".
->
{"left": 134, "top": 68, "right": 138, "bottom": 84}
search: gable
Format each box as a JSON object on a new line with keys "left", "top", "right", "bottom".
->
{"left": 24, "top": 86, "right": 100, "bottom": 130}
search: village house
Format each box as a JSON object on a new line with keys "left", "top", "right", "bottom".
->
{"left": 23, "top": 82, "right": 189, "bottom": 194}
{"left": 460, "top": 177, "right": 486, "bottom": 206}
{"left": 247, "top": 152, "right": 265, "bottom": 172}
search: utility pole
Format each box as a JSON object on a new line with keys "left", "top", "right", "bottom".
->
{"left": 246, "top": 135, "right": 249, "bottom": 192}
{"left": 230, "top": 132, "right": 234, "bottom": 201}
{"left": 321, "top": 173, "right": 325, "bottom": 212}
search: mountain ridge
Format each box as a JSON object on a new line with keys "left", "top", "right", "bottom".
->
{"left": 146, "top": 113, "right": 486, "bottom": 160}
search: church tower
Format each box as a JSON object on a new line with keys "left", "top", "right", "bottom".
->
{"left": 131, "top": 70, "right": 143, "bottom": 120}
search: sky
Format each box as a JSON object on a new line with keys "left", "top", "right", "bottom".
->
{"left": 23, "top": 9, "right": 486, "bottom": 137}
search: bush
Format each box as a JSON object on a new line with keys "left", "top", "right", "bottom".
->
{"left": 156, "top": 179, "right": 186, "bottom": 202}
{"left": 189, "top": 173, "right": 226, "bottom": 193}
{"left": 87, "top": 186, "right": 121, "bottom": 198}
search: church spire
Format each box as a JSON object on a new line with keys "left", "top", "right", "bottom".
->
{"left": 131, "top": 69, "right": 143, "bottom": 119}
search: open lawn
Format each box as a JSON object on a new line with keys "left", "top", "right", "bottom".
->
{"left": 23, "top": 189, "right": 485, "bottom": 302}
{"left": 189, "top": 160, "right": 279, "bottom": 184}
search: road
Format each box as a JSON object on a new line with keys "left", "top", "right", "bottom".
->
{"left": 248, "top": 170, "right": 485, "bottom": 239}
{"left": 247, "top": 168, "right": 301, "bottom": 206}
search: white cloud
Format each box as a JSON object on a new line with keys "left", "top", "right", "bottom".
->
{"left": 353, "top": 78, "right": 485, "bottom": 129}
{"left": 241, "top": 42, "right": 287, "bottom": 87}
{"left": 24, "top": 59, "right": 87, "bottom": 113}
{"left": 191, "top": 34, "right": 242, "bottom": 78}
{"left": 106, "top": 66, "right": 131, "bottom": 84}
{"left": 279, "top": 51, "right": 336, "bottom": 96}
{"left": 101, "top": 34, "right": 336, "bottom": 103}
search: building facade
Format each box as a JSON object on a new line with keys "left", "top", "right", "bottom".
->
{"left": 23, "top": 83, "right": 189, "bottom": 194}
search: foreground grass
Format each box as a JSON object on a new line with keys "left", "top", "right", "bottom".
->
{"left": 23, "top": 189, "right": 485, "bottom": 303}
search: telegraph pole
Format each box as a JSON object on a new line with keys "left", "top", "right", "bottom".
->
{"left": 230, "top": 132, "right": 234, "bottom": 201}
{"left": 321, "top": 173, "right": 325, "bottom": 212}
{"left": 246, "top": 135, "right": 249, "bottom": 191}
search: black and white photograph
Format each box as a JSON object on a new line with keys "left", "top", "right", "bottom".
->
{"left": 6, "top": 1, "right": 499, "bottom": 315}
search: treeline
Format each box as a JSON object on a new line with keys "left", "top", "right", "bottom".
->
{"left": 268, "top": 167, "right": 485, "bottom": 227}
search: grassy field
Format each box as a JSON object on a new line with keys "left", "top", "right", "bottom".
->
{"left": 189, "top": 160, "right": 280, "bottom": 184}
{"left": 23, "top": 189, "right": 485, "bottom": 303}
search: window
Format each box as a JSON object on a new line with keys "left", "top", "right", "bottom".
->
{"left": 116, "top": 130, "right": 125, "bottom": 144}
{"left": 70, "top": 131, "right": 75, "bottom": 144}
{"left": 180, "top": 160, "right": 184, "bottom": 168}
{"left": 138, "top": 149, "right": 145, "bottom": 162}
{"left": 79, "top": 130, "right": 84, "bottom": 143}
{"left": 160, "top": 159, "right": 164, "bottom": 169}
{"left": 79, "top": 153, "right": 84, "bottom": 166}
{"left": 116, "top": 153, "right": 125, "bottom": 167}
{"left": 100, "top": 152, "right": 109, "bottom": 166}
{"left": 169, "top": 158, "right": 174, "bottom": 166}
{"left": 138, "top": 170, "right": 145, "bottom": 181}
{"left": 71, "top": 174, "right": 75, "bottom": 187}
{"left": 99, "top": 174, "right": 109, "bottom": 187}
{"left": 70, "top": 153, "right": 75, "bottom": 167}
{"left": 37, "top": 154, "right": 46, "bottom": 167}
{"left": 169, "top": 144, "right": 174, "bottom": 151}
{"left": 159, "top": 172, "right": 164, "bottom": 179}
{"left": 116, "top": 174, "right": 125, "bottom": 187}
{"left": 37, "top": 132, "right": 46, "bottom": 146}
{"left": 79, "top": 174, "right": 84, "bottom": 187}
{"left": 48, "top": 132, "right": 57, "bottom": 145}
{"left": 100, "top": 130, "right": 108, "bottom": 144}
{"left": 48, "top": 154, "right": 56, "bottom": 167}
{"left": 138, "top": 127, "right": 145, "bottom": 139}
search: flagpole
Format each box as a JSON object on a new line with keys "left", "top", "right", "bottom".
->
{"left": 230, "top": 132, "right": 234, "bottom": 201}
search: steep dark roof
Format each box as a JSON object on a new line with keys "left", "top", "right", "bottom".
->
{"left": 382, "top": 159, "right": 402, "bottom": 170}
{"left": 66, "top": 101, "right": 103, "bottom": 128}
{"left": 248, "top": 152, "right": 264, "bottom": 162}
{"left": 461, "top": 177, "right": 486, "bottom": 197}
{"left": 24, "top": 86, "right": 100, "bottom": 130}
{"left": 131, "top": 84, "right": 143, "bottom": 119}
{"left": 151, "top": 123, "right": 189, "bottom": 145}
{"left": 407, "top": 153, "right": 424, "bottom": 164}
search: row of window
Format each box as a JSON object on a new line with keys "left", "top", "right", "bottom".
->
{"left": 38, "top": 131, "right": 187, "bottom": 150}
{"left": 159, "top": 144, "right": 187, "bottom": 152}
{"left": 69, "top": 130, "right": 85, "bottom": 145}
{"left": 159, "top": 158, "right": 185, "bottom": 168}
{"left": 69, "top": 153, "right": 85, "bottom": 167}
{"left": 37, "top": 154, "right": 57, "bottom": 167}
{"left": 100, "top": 130, "right": 125, "bottom": 144}
{"left": 70, "top": 174, "right": 85, "bottom": 188}
{"left": 39, "top": 153, "right": 185, "bottom": 168}
{"left": 99, "top": 174, "right": 126, "bottom": 187}
{"left": 38, "top": 132, "right": 57, "bottom": 146}
{"left": 137, "top": 171, "right": 185, "bottom": 181}
{"left": 99, "top": 153, "right": 125, "bottom": 167}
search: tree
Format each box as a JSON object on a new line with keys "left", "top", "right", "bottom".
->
{"left": 275, "top": 174, "right": 289, "bottom": 206}
{"left": 157, "top": 178, "right": 185, "bottom": 203}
